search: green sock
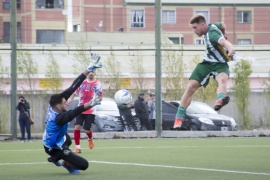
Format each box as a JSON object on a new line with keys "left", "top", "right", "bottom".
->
{"left": 216, "top": 93, "right": 225, "bottom": 100}
{"left": 175, "top": 106, "right": 186, "bottom": 119}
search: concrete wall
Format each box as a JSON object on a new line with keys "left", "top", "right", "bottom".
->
{"left": 0, "top": 91, "right": 269, "bottom": 134}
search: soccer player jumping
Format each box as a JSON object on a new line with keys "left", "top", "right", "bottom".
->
{"left": 43, "top": 53, "right": 102, "bottom": 174}
{"left": 173, "top": 14, "right": 235, "bottom": 129}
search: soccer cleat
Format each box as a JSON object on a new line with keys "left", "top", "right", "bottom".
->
{"left": 73, "top": 148, "right": 81, "bottom": 154}
{"left": 87, "top": 53, "right": 102, "bottom": 72}
{"left": 173, "top": 117, "right": 183, "bottom": 129}
{"left": 47, "top": 157, "right": 62, "bottom": 167}
{"left": 89, "top": 87, "right": 101, "bottom": 106}
{"left": 62, "top": 161, "right": 80, "bottom": 174}
{"left": 214, "top": 96, "right": 230, "bottom": 111}
{"left": 88, "top": 139, "right": 94, "bottom": 149}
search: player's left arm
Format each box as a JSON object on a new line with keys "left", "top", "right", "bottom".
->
{"left": 60, "top": 73, "right": 87, "bottom": 101}
{"left": 218, "top": 38, "right": 235, "bottom": 57}
{"left": 95, "top": 81, "right": 103, "bottom": 101}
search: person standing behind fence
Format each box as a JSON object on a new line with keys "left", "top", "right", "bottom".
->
{"left": 134, "top": 92, "right": 152, "bottom": 130}
{"left": 16, "top": 96, "right": 32, "bottom": 142}
{"left": 148, "top": 93, "right": 156, "bottom": 130}
{"left": 117, "top": 103, "right": 138, "bottom": 131}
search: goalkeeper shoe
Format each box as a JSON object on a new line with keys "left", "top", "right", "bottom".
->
{"left": 214, "top": 96, "right": 230, "bottom": 111}
{"left": 47, "top": 157, "right": 62, "bottom": 167}
{"left": 89, "top": 87, "right": 102, "bottom": 106}
{"left": 62, "top": 161, "right": 80, "bottom": 174}
{"left": 87, "top": 53, "right": 102, "bottom": 72}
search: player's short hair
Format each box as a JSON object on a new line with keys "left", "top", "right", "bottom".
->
{"left": 189, "top": 14, "right": 206, "bottom": 24}
{"left": 49, "top": 93, "right": 65, "bottom": 107}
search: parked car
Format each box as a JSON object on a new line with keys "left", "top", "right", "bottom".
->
{"left": 67, "top": 97, "right": 236, "bottom": 132}
{"left": 67, "top": 97, "right": 139, "bottom": 132}
{"left": 166, "top": 101, "right": 237, "bottom": 131}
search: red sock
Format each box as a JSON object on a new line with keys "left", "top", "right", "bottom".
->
{"left": 86, "top": 129, "right": 93, "bottom": 140}
{"left": 74, "top": 130, "right": 80, "bottom": 145}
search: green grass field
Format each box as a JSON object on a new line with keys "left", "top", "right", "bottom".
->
{"left": 0, "top": 137, "right": 269, "bottom": 180}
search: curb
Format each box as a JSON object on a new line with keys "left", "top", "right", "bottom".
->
{"left": 1, "top": 130, "right": 270, "bottom": 141}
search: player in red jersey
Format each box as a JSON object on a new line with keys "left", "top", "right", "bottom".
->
{"left": 67, "top": 69, "right": 102, "bottom": 153}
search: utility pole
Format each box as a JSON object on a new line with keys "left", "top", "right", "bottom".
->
{"left": 155, "top": 0, "right": 162, "bottom": 137}
{"left": 10, "top": 0, "right": 17, "bottom": 140}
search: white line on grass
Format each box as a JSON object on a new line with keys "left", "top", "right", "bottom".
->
{"left": 1, "top": 145, "right": 270, "bottom": 152}
{"left": 90, "top": 160, "right": 270, "bottom": 176}
{"left": 0, "top": 160, "right": 270, "bottom": 176}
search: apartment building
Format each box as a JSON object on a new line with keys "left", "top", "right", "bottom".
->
{"left": 79, "top": 0, "right": 270, "bottom": 45}
{"left": 0, "top": 0, "right": 66, "bottom": 44}
{"left": 0, "top": 0, "right": 269, "bottom": 44}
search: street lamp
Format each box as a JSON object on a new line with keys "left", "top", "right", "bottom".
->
{"left": 85, "top": 20, "right": 89, "bottom": 41}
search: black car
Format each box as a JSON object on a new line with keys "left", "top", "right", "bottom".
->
{"left": 67, "top": 97, "right": 139, "bottom": 132}
{"left": 165, "top": 101, "right": 237, "bottom": 131}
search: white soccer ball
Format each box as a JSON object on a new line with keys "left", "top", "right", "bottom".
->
{"left": 114, "top": 89, "right": 132, "bottom": 105}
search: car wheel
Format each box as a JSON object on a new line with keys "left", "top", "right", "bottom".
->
{"left": 190, "top": 125, "right": 198, "bottom": 131}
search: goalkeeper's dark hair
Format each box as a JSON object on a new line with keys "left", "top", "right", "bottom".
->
{"left": 49, "top": 93, "right": 65, "bottom": 107}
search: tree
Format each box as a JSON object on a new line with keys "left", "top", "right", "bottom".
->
{"left": 102, "top": 52, "right": 122, "bottom": 97}
{"left": 0, "top": 56, "right": 9, "bottom": 133}
{"left": 263, "top": 71, "right": 270, "bottom": 99}
{"left": 17, "top": 45, "right": 38, "bottom": 92}
{"left": 162, "top": 50, "right": 186, "bottom": 100}
{"left": 0, "top": 56, "right": 9, "bottom": 91}
{"left": 130, "top": 50, "right": 147, "bottom": 92}
{"left": 231, "top": 59, "right": 252, "bottom": 129}
{"left": 263, "top": 71, "right": 270, "bottom": 127}
{"left": 190, "top": 55, "right": 217, "bottom": 103}
{"left": 45, "top": 52, "right": 62, "bottom": 93}
{"left": 72, "top": 41, "right": 90, "bottom": 74}
{"left": 17, "top": 45, "right": 38, "bottom": 130}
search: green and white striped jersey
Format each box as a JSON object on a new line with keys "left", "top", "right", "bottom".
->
{"left": 204, "top": 22, "right": 232, "bottom": 63}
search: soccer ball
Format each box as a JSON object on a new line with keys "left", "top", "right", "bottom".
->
{"left": 114, "top": 89, "right": 132, "bottom": 105}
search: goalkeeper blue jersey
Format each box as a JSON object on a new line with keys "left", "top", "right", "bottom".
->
{"left": 42, "top": 107, "right": 69, "bottom": 150}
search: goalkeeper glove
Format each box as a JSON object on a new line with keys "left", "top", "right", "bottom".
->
{"left": 87, "top": 53, "right": 102, "bottom": 72}
{"left": 89, "top": 86, "right": 102, "bottom": 106}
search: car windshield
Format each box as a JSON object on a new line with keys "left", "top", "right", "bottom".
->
{"left": 187, "top": 102, "right": 218, "bottom": 114}
{"left": 96, "top": 100, "right": 119, "bottom": 111}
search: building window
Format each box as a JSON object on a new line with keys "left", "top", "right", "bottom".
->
{"left": 73, "top": 25, "right": 80, "bottom": 32}
{"left": 162, "top": 10, "right": 176, "bottom": 24}
{"left": 36, "top": 30, "right": 64, "bottom": 44}
{"left": 36, "top": 0, "right": 64, "bottom": 9}
{"left": 2, "top": 0, "right": 21, "bottom": 10}
{"left": 237, "top": 39, "right": 251, "bottom": 45}
{"left": 237, "top": 11, "right": 251, "bottom": 23}
{"left": 3, "top": 22, "right": 21, "bottom": 43}
{"left": 130, "top": 10, "right": 144, "bottom": 28}
{"left": 195, "top": 38, "right": 205, "bottom": 45}
{"left": 168, "top": 37, "right": 180, "bottom": 44}
{"left": 196, "top": 10, "right": 210, "bottom": 24}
